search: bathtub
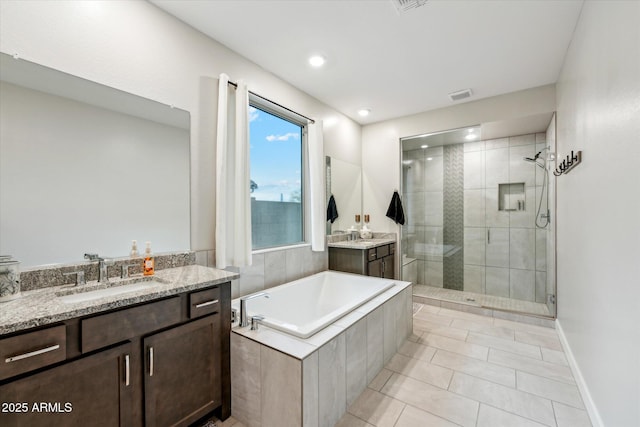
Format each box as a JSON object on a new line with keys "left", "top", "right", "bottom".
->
{"left": 241, "top": 271, "right": 394, "bottom": 338}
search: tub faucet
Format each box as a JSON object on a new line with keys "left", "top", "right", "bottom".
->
{"left": 239, "top": 292, "right": 269, "bottom": 327}
{"left": 84, "top": 253, "right": 113, "bottom": 283}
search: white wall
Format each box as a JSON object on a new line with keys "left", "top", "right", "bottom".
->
{"left": 361, "top": 84, "right": 556, "bottom": 234}
{"left": 555, "top": 2, "right": 640, "bottom": 426}
{"left": 0, "top": 0, "right": 361, "bottom": 255}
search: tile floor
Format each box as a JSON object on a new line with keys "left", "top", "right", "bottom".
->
{"left": 413, "top": 284, "right": 552, "bottom": 317}
{"left": 334, "top": 303, "right": 591, "bottom": 427}
{"left": 201, "top": 303, "right": 590, "bottom": 427}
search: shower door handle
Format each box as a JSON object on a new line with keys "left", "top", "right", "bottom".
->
{"left": 487, "top": 228, "right": 490, "bottom": 244}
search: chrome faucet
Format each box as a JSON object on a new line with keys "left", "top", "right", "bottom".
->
{"left": 239, "top": 292, "right": 269, "bottom": 327}
{"left": 84, "top": 253, "right": 112, "bottom": 283}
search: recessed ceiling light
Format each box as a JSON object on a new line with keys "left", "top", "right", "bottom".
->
{"left": 421, "top": 144, "right": 428, "bottom": 149}
{"left": 357, "top": 109, "right": 370, "bottom": 117}
{"left": 465, "top": 133, "right": 477, "bottom": 140}
{"left": 467, "top": 129, "right": 474, "bottom": 133}
{"left": 309, "top": 55, "right": 325, "bottom": 67}
{"left": 427, "top": 157, "right": 433, "bottom": 161}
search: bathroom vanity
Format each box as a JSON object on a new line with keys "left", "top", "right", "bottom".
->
{"left": 328, "top": 238, "right": 396, "bottom": 278}
{"left": 0, "top": 265, "right": 237, "bottom": 427}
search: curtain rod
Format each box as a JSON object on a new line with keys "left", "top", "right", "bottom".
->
{"left": 227, "top": 80, "right": 315, "bottom": 124}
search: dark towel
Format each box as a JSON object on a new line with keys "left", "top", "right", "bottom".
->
{"left": 327, "top": 195, "right": 339, "bottom": 223}
{"left": 385, "top": 191, "right": 405, "bottom": 225}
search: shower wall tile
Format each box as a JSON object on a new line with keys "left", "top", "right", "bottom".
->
{"left": 416, "top": 259, "right": 426, "bottom": 285}
{"left": 404, "top": 149, "right": 424, "bottom": 160}
{"left": 485, "top": 148, "right": 509, "bottom": 188}
{"left": 404, "top": 158, "right": 426, "bottom": 193}
{"left": 406, "top": 192, "right": 425, "bottom": 226}
{"left": 425, "top": 261, "right": 444, "bottom": 287}
{"left": 424, "top": 156, "right": 444, "bottom": 192}
{"left": 485, "top": 189, "right": 509, "bottom": 227}
{"left": 424, "top": 192, "right": 443, "bottom": 226}
{"left": 535, "top": 185, "right": 549, "bottom": 220}
{"left": 509, "top": 187, "right": 536, "bottom": 228}
{"left": 425, "top": 146, "right": 444, "bottom": 157}
{"left": 464, "top": 151, "right": 485, "bottom": 189}
{"left": 509, "top": 134, "right": 536, "bottom": 147}
{"left": 510, "top": 269, "right": 535, "bottom": 302}
{"left": 464, "top": 265, "right": 485, "bottom": 294}
{"left": 535, "top": 272, "right": 547, "bottom": 304}
{"left": 510, "top": 228, "right": 535, "bottom": 270}
{"left": 509, "top": 145, "right": 536, "bottom": 187}
{"left": 425, "top": 226, "right": 444, "bottom": 245}
{"left": 464, "top": 227, "right": 486, "bottom": 266}
{"left": 486, "top": 227, "right": 509, "bottom": 268}
{"left": 464, "top": 190, "right": 485, "bottom": 227}
{"left": 464, "top": 140, "right": 485, "bottom": 152}
{"left": 535, "top": 133, "right": 547, "bottom": 144}
{"left": 535, "top": 160, "right": 548, "bottom": 186}
{"left": 536, "top": 229, "right": 547, "bottom": 272}
{"left": 485, "top": 267, "right": 510, "bottom": 298}
{"left": 485, "top": 138, "right": 509, "bottom": 150}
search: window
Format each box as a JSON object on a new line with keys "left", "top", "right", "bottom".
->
{"left": 249, "top": 102, "right": 305, "bottom": 250}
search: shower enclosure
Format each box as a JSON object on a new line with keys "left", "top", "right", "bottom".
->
{"left": 400, "top": 118, "right": 556, "bottom": 317}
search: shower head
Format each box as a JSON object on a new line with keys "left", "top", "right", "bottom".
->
{"left": 523, "top": 152, "right": 546, "bottom": 169}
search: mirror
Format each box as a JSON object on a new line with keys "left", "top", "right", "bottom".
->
{"left": 0, "top": 53, "right": 191, "bottom": 268}
{"left": 325, "top": 156, "right": 362, "bottom": 234}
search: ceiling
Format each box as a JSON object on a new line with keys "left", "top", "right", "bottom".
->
{"left": 151, "top": 0, "right": 583, "bottom": 125}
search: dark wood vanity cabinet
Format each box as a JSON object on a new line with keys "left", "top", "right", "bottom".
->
{"left": 0, "top": 342, "right": 133, "bottom": 427}
{"left": 144, "top": 314, "right": 221, "bottom": 427}
{"left": 329, "top": 243, "right": 396, "bottom": 278}
{"left": 0, "top": 282, "right": 231, "bottom": 427}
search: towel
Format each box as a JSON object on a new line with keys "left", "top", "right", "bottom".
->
{"left": 385, "top": 191, "right": 405, "bottom": 225}
{"left": 327, "top": 195, "right": 339, "bottom": 223}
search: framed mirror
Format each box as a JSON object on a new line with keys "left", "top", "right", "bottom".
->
{"left": 0, "top": 53, "right": 191, "bottom": 268}
{"left": 325, "top": 156, "right": 362, "bottom": 234}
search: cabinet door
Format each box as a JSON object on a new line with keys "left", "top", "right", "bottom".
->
{"left": 382, "top": 255, "right": 395, "bottom": 279}
{"left": 368, "top": 258, "right": 383, "bottom": 277}
{"left": 0, "top": 342, "right": 133, "bottom": 427}
{"left": 143, "top": 314, "right": 221, "bottom": 427}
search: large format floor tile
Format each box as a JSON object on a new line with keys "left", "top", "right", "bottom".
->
{"left": 334, "top": 303, "right": 592, "bottom": 427}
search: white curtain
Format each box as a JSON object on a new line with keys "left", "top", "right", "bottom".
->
{"left": 215, "top": 74, "right": 252, "bottom": 268}
{"left": 308, "top": 121, "right": 325, "bottom": 252}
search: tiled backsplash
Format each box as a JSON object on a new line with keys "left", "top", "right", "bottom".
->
{"left": 20, "top": 251, "right": 196, "bottom": 291}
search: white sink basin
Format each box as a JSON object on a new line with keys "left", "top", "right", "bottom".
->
{"left": 57, "top": 280, "right": 165, "bottom": 304}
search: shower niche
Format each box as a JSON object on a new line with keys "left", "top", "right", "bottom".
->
{"left": 498, "top": 182, "right": 526, "bottom": 211}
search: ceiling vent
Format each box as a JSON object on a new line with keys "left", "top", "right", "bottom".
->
{"left": 390, "top": 0, "right": 429, "bottom": 14}
{"left": 448, "top": 89, "right": 473, "bottom": 102}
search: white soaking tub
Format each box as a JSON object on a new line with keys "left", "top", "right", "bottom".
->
{"left": 242, "top": 271, "right": 394, "bottom": 338}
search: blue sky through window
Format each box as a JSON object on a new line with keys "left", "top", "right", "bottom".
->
{"left": 249, "top": 106, "right": 302, "bottom": 202}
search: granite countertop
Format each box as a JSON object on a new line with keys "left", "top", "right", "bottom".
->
{"left": 327, "top": 238, "right": 396, "bottom": 250}
{"left": 0, "top": 265, "right": 239, "bottom": 335}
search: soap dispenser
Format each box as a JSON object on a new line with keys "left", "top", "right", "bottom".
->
{"left": 130, "top": 240, "right": 139, "bottom": 258}
{"left": 143, "top": 242, "right": 154, "bottom": 276}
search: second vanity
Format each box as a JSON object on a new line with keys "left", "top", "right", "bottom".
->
{"left": 328, "top": 237, "right": 396, "bottom": 278}
{"left": 0, "top": 263, "right": 238, "bottom": 427}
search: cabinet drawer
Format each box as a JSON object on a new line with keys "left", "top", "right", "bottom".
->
{"left": 81, "top": 297, "right": 181, "bottom": 353}
{"left": 389, "top": 243, "right": 396, "bottom": 254}
{"left": 377, "top": 244, "right": 390, "bottom": 258}
{"left": 367, "top": 248, "right": 377, "bottom": 261}
{"left": 0, "top": 325, "right": 66, "bottom": 380}
{"left": 189, "top": 287, "right": 220, "bottom": 318}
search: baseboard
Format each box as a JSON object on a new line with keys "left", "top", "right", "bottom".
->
{"left": 555, "top": 319, "right": 604, "bottom": 427}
